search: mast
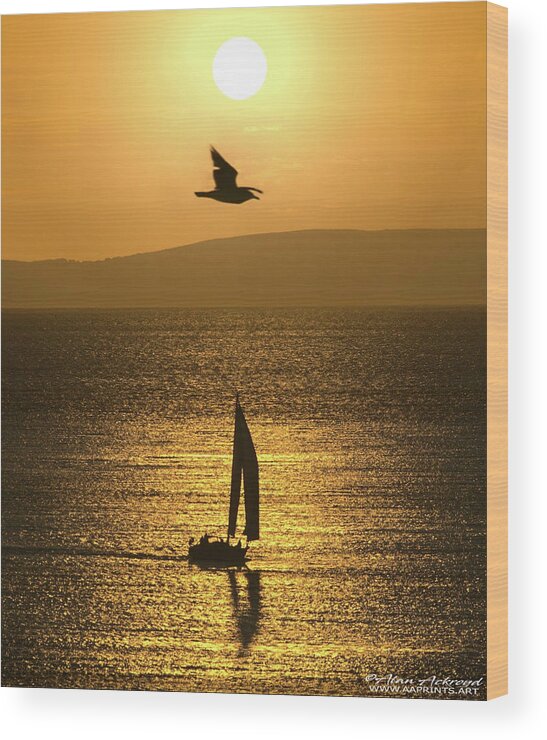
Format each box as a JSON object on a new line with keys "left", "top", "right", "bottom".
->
{"left": 228, "top": 393, "right": 241, "bottom": 541}
{"left": 240, "top": 399, "right": 259, "bottom": 542}
{"left": 227, "top": 393, "right": 259, "bottom": 542}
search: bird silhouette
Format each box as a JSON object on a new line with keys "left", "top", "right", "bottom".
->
{"left": 195, "top": 147, "right": 263, "bottom": 204}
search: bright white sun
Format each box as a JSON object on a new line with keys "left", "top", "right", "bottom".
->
{"left": 212, "top": 37, "right": 267, "bottom": 100}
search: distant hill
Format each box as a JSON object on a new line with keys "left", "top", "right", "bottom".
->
{"left": 2, "top": 229, "right": 485, "bottom": 309}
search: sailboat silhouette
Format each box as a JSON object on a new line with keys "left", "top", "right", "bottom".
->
{"left": 188, "top": 394, "right": 260, "bottom": 565}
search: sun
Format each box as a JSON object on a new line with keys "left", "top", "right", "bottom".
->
{"left": 212, "top": 37, "right": 267, "bottom": 100}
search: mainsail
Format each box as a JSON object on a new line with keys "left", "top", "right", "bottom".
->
{"left": 228, "top": 395, "right": 259, "bottom": 541}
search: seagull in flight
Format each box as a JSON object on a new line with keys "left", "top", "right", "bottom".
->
{"left": 195, "top": 147, "right": 263, "bottom": 204}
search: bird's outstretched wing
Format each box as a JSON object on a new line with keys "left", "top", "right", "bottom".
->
{"left": 211, "top": 147, "right": 238, "bottom": 190}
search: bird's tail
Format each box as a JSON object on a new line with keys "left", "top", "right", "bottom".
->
{"left": 194, "top": 191, "right": 209, "bottom": 198}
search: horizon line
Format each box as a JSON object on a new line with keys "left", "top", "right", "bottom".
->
{"left": 2, "top": 303, "right": 487, "bottom": 312}
{"left": 3, "top": 226, "right": 486, "bottom": 265}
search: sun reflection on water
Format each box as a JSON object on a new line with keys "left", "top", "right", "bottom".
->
{"left": 2, "top": 308, "right": 486, "bottom": 695}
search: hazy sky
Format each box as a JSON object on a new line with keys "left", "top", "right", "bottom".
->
{"left": 2, "top": 3, "right": 487, "bottom": 261}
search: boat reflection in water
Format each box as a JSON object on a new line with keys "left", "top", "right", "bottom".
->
{"left": 190, "top": 561, "right": 262, "bottom": 654}
{"left": 227, "top": 569, "right": 261, "bottom": 653}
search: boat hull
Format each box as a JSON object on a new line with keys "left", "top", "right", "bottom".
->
{"left": 188, "top": 541, "right": 248, "bottom": 565}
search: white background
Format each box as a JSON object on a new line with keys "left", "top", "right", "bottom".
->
{"left": 0, "top": 0, "right": 545, "bottom": 738}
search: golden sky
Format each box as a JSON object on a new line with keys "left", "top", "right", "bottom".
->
{"left": 2, "top": 3, "right": 487, "bottom": 261}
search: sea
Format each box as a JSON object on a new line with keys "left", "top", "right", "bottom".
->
{"left": 1, "top": 307, "right": 486, "bottom": 699}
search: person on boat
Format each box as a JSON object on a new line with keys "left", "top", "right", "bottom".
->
{"left": 236, "top": 539, "right": 242, "bottom": 549}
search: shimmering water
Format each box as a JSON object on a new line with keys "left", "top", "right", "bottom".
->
{"left": 2, "top": 308, "right": 486, "bottom": 698}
